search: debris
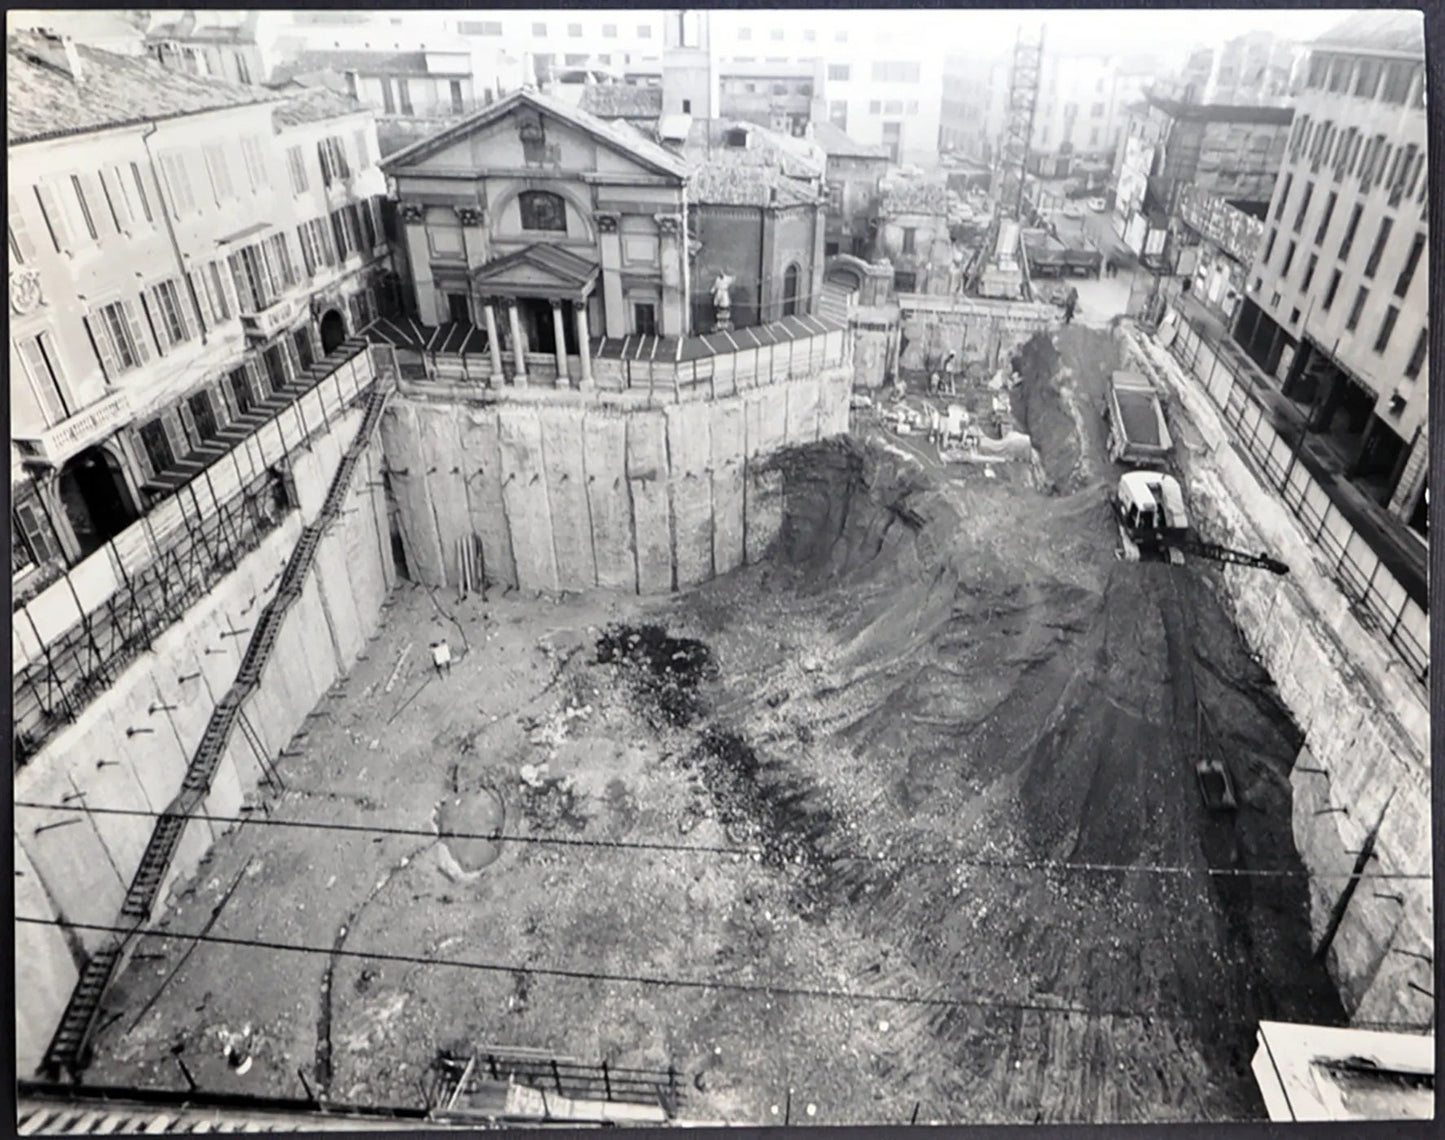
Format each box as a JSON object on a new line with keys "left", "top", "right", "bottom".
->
{"left": 383, "top": 643, "right": 413, "bottom": 694}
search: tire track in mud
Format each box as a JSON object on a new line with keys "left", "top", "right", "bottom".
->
{"left": 314, "top": 840, "right": 432, "bottom": 1097}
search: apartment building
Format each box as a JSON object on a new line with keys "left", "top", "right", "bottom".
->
{"left": 1232, "top": 12, "right": 1428, "bottom": 531}
{"left": 940, "top": 53, "right": 1009, "bottom": 163}
{"left": 8, "top": 31, "right": 390, "bottom": 591}
{"left": 1028, "top": 51, "right": 1164, "bottom": 174}
{"left": 451, "top": 8, "right": 670, "bottom": 82}
{"left": 1172, "top": 30, "right": 1306, "bottom": 108}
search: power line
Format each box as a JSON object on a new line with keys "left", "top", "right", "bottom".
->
{"left": 13, "top": 799, "right": 1432, "bottom": 882}
{"left": 13, "top": 914, "right": 1428, "bottom": 1035}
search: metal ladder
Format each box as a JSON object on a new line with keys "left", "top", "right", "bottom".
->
{"left": 41, "top": 375, "right": 392, "bottom": 1081}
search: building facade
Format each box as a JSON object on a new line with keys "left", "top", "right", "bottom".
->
{"left": 8, "top": 32, "right": 390, "bottom": 592}
{"left": 940, "top": 53, "right": 1009, "bottom": 163}
{"left": 1175, "top": 183, "right": 1267, "bottom": 324}
{"left": 875, "top": 179, "right": 953, "bottom": 294}
{"left": 812, "top": 122, "right": 892, "bottom": 259}
{"left": 382, "top": 88, "right": 693, "bottom": 381}
{"left": 1232, "top": 12, "right": 1428, "bottom": 530}
{"left": 1111, "top": 93, "right": 1293, "bottom": 266}
{"left": 1171, "top": 31, "right": 1306, "bottom": 109}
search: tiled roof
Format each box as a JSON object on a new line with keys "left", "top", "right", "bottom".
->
{"left": 578, "top": 83, "right": 663, "bottom": 120}
{"left": 689, "top": 157, "right": 819, "bottom": 208}
{"left": 383, "top": 87, "right": 690, "bottom": 180}
{"left": 272, "top": 85, "right": 370, "bottom": 127}
{"left": 809, "top": 121, "right": 891, "bottom": 160}
{"left": 879, "top": 180, "right": 949, "bottom": 217}
{"left": 1314, "top": 11, "right": 1423, "bottom": 57}
{"left": 7, "top": 30, "right": 278, "bottom": 145}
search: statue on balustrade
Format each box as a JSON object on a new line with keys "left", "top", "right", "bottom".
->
{"left": 711, "top": 272, "right": 735, "bottom": 333}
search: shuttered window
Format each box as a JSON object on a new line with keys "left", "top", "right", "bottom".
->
{"left": 16, "top": 333, "right": 70, "bottom": 425}
{"left": 34, "top": 182, "right": 73, "bottom": 251}
{"left": 8, "top": 191, "right": 38, "bottom": 262}
{"left": 100, "top": 166, "right": 132, "bottom": 231}
{"left": 146, "top": 278, "right": 197, "bottom": 351}
{"left": 129, "top": 162, "right": 154, "bottom": 223}
{"left": 286, "top": 146, "right": 308, "bottom": 195}
{"left": 203, "top": 144, "right": 234, "bottom": 203}
{"left": 265, "top": 232, "right": 299, "bottom": 288}
{"left": 68, "top": 174, "right": 100, "bottom": 240}
{"left": 206, "top": 261, "right": 234, "bottom": 320}
{"left": 92, "top": 298, "right": 153, "bottom": 374}
{"left": 240, "top": 136, "right": 268, "bottom": 192}
{"left": 159, "top": 152, "right": 196, "bottom": 217}
{"left": 138, "top": 418, "right": 175, "bottom": 475}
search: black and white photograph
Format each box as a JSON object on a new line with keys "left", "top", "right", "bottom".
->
{"left": 8, "top": 4, "right": 1433, "bottom": 1129}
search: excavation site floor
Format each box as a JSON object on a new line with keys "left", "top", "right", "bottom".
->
{"left": 84, "top": 326, "right": 1345, "bottom": 1124}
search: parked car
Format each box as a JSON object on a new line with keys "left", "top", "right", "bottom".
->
{"left": 1061, "top": 203, "right": 1085, "bottom": 220}
{"left": 1088, "top": 197, "right": 1108, "bottom": 213}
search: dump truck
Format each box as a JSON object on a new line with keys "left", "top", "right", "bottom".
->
{"left": 1105, "top": 371, "right": 1173, "bottom": 468}
{"left": 1021, "top": 229, "right": 1103, "bottom": 279}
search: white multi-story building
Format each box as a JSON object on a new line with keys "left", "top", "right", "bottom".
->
{"left": 1232, "top": 11, "right": 1428, "bottom": 532}
{"left": 1173, "top": 30, "right": 1308, "bottom": 109}
{"left": 8, "top": 30, "right": 391, "bottom": 587}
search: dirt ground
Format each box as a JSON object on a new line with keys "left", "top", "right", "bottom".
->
{"left": 84, "top": 324, "right": 1344, "bottom": 1124}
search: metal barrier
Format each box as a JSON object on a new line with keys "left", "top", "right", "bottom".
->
{"left": 1162, "top": 306, "right": 1427, "bottom": 686}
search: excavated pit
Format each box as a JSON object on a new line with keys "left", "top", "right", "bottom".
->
{"left": 80, "top": 327, "right": 1344, "bottom": 1124}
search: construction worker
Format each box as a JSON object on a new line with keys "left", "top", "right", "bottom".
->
{"left": 1063, "top": 287, "right": 1078, "bottom": 324}
{"left": 942, "top": 352, "right": 958, "bottom": 394}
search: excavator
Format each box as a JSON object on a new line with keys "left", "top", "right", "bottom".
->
{"left": 1110, "top": 469, "right": 1288, "bottom": 814}
{"left": 1111, "top": 470, "right": 1290, "bottom": 575}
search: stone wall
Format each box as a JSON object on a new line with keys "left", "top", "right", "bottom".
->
{"left": 1123, "top": 327, "right": 1432, "bottom": 1029}
{"left": 380, "top": 368, "right": 852, "bottom": 594}
{"left": 898, "top": 295, "right": 1056, "bottom": 374}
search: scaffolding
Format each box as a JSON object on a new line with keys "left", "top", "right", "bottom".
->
{"left": 997, "top": 23, "right": 1045, "bottom": 223}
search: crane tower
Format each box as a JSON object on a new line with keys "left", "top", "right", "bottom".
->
{"left": 996, "top": 24, "right": 1045, "bottom": 222}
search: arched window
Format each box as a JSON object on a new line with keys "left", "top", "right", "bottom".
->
{"left": 518, "top": 191, "right": 567, "bottom": 233}
{"left": 782, "top": 263, "right": 800, "bottom": 317}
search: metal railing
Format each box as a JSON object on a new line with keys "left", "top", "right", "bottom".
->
{"left": 1161, "top": 305, "right": 1427, "bottom": 686}
{"left": 12, "top": 469, "right": 292, "bottom": 768}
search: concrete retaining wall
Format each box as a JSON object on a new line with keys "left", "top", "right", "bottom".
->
{"left": 1123, "top": 328, "right": 1432, "bottom": 1029}
{"left": 381, "top": 367, "right": 851, "bottom": 594}
{"left": 13, "top": 410, "right": 396, "bottom": 1077}
{"left": 898, "top": 295, "right": 1055, "bottom": 374}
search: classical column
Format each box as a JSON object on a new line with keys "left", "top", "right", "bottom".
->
{"left": 483, "top": 301, "right": 504, "bottom": 380}
{"left": 398, "top": 203, "right": 437, "bottom": 325}
{"left": 574, "top": 301, "right": 594, "bottom": 389}
{"left": 507, "top": 301, "right": 528, "bottom": 386}
{"left": 596, "top": 211, "right": 626, "bottom": 337}
{"left": 550, "top": 300, "right": 571, "bottom": 386}
{"left": 654, "top": 213, "right": 684, "bottom": 335}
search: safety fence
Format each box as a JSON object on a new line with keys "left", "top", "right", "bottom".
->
{"left": 11, "top": 343, "right": 382, "bottom": 766}
{"left": 431, "top": 1048, "right": 684, "bottom": 1115}
{"left": 1160, "top": 305, "right": 1427, "bottom": 686}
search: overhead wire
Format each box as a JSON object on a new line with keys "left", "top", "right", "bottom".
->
{"left": 13, "top": 915, "right": 1429, "bottom": 1036}
{"left": 12, "top": 799, "right": 1433, "bottom": 882}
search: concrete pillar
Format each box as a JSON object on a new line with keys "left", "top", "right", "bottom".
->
{"left": 1387, "top": 426, "right": 1428, "bottom": 520}
{"left": 597, "top": 212, "right": 626, "bottom": 337}
{"left": 507, "top": 301, "right": 528, "bottom": 387}
{"left": 575, "top": 301, "right": 594, "bottom": 389}
{"left": 484, "top": 302, "right": 504, "bottom": 380}
{"left": 551, "top": 301, "right": 571, "bottom": 386}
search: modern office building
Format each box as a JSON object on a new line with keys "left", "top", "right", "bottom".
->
{"left": 1232, "top": 11, "right": 1428, "bottom": 530}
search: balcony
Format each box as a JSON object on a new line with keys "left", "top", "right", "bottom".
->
{"left": 12, "top": 389, "right": 131, "bottom": 467}
{"left": 239, "top": 294, "right": 306, "bottom": 343}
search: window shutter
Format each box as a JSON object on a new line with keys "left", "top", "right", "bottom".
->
{"left": 143, "top": 288, "right": 171, "bottom": 354}
{"left": 9, "top": 191, "right": 39, "bottom": 261}
{"left": 189, "top": 269, "right": 213, "bottom": 327}
{"left": 16, "top": 501, "right": 60, "bottom": 565}
{"left": 122, "top": 298, "right": 153, "bottom": 364}
{"left": 178, "top": 281, "right": 199, "bottom": 341}
{"left": 34, "top": 182, "right": 73, "bottom": 252}
{"left": 177, "top": 398, "right": 198, "bottom": 447}
{"left": 102, "top": 166, "right": 133, "bottom": 231}
{"left": 208, "top": 381, "right": 231, "bottom": 429}
{"left": 298, "top": 224, "right": 316, "bottom": 276}
{"left": 160, "top": 405, "right": 188, "bottom": 456}
{"left": 317, "top": 141, "right": 331, "bottom": 186}
{"left": 331, "top": 212, "right": 347, "bottom": 259}
{"left": 81, "top": 172, "right": 110, "bottom": 234}
{"left": 84, "top": 313, "right": 121, "bottom": 380}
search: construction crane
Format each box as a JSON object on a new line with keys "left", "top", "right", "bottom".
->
{"left": 966, "top": 23, "right": 1044, "bottom": 296}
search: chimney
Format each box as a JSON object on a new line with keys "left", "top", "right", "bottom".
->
{"left": 37, "top": 30, "right": 84, "bottom": 83}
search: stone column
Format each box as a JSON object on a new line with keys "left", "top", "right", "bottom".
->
{"left": 483, "top": 301, "right": 504, "bottom": 380}
{"left": 550, "top": 300, "right": 571, "bottom": 386}
{"left": 596, "top": 212, "right": 626, "bottom": 337}
{"left": 574, "top": 301, "right": 593, "bottom": 389}
{"left": 399, "top": 203, "right": 437, "bottom": 325}
{"left": 655, "top": 212, "right": 684, "bottom": 335}
{"left": 507, "top": 301, "right": 528, "bottom": 386}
